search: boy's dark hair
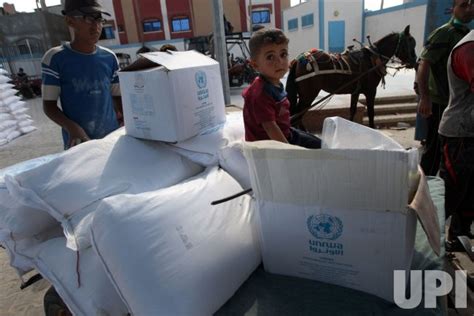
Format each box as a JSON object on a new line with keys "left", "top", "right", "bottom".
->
{"left": 249, "top": 28, "right": 289, "bottom": 59}
{"left": 159, "top": 44, "right": 178, "bottom": 52}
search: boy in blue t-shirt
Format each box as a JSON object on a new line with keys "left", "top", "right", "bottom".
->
{"left": 42, "top": 0, "right": 122, "bottom": 149}
{"left": 243, "top": 28, "right": 321, "bottom": 148}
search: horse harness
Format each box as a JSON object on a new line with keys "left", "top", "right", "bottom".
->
{"left": 292, "top": 32, "right": 406, "bottom": 84}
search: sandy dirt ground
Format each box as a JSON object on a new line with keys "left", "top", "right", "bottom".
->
{"left": 0, "top": 96, "right": 420, "bottom": 315}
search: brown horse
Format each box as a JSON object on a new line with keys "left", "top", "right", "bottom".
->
{"left": 286, "top": 25, "right": 417, "bottom": 128}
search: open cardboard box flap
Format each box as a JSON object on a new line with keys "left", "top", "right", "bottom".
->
{"left": 409, "top": 166, "right": 441, "bottom": 256}
{"left": 121, "top": 50, "right": 219, "bottom": 72}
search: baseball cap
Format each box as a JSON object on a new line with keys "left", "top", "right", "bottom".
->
{"left": 62, "top": 0, "right": 111, "bottom": 17}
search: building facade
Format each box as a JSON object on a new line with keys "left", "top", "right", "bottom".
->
{"left": 283, "top": 0, "right": 364, "bottom": 59}
{"left": 108, "top": 0, "right": 290, "bottom": 45}
{"left": 0, "top": 10, "right": 70, "bottom": 76}
{"left": 282, "top": 0, "right": 472, "bottom": 60}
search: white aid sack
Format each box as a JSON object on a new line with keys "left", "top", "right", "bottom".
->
{"left": 0, "top": 127, "right": 16, "bottom": 139}
{"left": 17, "top": 119, "right": 34, "bottom": 128}
{"left": 1, "top": 225, "right": 63, "bottom": 277}
{"left": 321, "top": 116, "right": 405, "bottom": 150}
{"left": 167, "top": 111, "right": 244, "bottom": 165}
{"left": 13, "top": 113, "right": 31, "bottom": 121}
{"left": 0, "top": 186, "right": 58, "bottom": 240}
{"left": 6, "top": 130, "right": 21, "bottom": 142}
{"left": 0, "top": 83, "right": 14, "bottom": 90}
{"left": 0, "top": 88, "right": 16, "bottom": 100}
{"left": 19, "top": 125, "right": 36, "bottom": 135}
{"left": 8, "top": 100, "right": 26, "bottom": 111}
{"left": 0, "top": 120, "right": 17, "bottom": 130}
{"left": 0, "top": 75, "right": 10, "bottom": 84}
{"left": 11, "top": 107, "right": 29, "bottom": 116}
{"left": 34, "top": 238, "right": 129, "bottom": 316}
{"left": 0, "top": 112, "right": 13, "bottom": 121}
{"left": 218, "top": 140, "right": 251, "bottom": 189}
{"left": 0, "top": 154, "right": 61, "bottom": 276}
{"left": 90, "top": 167, "right": 260, "bottom": 316}
{"left": 6, "top": 133, "right": 203, "bottom": 249}
{"left": 1, "top": 95, "right": 21, "bottom": 107}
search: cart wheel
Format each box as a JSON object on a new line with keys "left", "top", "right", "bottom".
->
{"left": 44, "top": 286, "right": 72, "bottom": 316}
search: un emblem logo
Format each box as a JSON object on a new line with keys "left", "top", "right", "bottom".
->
{"left": 134, "top": 73, "right": 145, "bottom": 89}
{"left": 195, "top": 71, "right": 207, "bottom": 89}
{"left": 307, "top": 214, "right": 343, "bottom": 240}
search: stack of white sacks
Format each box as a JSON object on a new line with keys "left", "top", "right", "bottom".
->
{"left": 0, "top": 110, "right": 429, "bottom": 313}
{"left": 0, "top": 68, "right": 36, "bottom": 146}
{"left": 0, "top": 111, "right": 259, "bottom": 316}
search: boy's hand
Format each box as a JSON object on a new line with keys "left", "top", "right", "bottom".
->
{"left": 262, "top": 121, "right": 289, "bottom": 143}
{"left": 417, "top": 95, "right": 433, "bottom": 118}
{"left": 66, "top": 123, "right": 90, "bottom": 149}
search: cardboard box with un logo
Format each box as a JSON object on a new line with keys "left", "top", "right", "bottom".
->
{"left": 118, "top": 51, "right": 226, "bottom": 142}
{"left": 243, "top": 119, "right": 441, "bottom": 303}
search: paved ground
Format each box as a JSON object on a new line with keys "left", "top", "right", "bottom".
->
{"left": 0, "top": 93, "right": 421, "bottom": 315}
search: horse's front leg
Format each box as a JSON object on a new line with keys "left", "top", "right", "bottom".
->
{"left": 364, "top": 91, "right": 377, "bottom": 128}
{"left": 349, "top": 93, "right": 360, "bottom": 121}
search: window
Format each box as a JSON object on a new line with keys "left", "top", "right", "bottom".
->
{"left": 18, "top": 44, "right": 29, "bottom": 55}
{"left": 291, "top": 0, "right": 307, "bottom": 6}
{"left": 101, "top": 26, "right": 115, "bottom": 39}
{"left": 171, "top": 17, "right": 190, "bottom": 32}
{"left": 252, "top": 9, "right": 270, "bottom": 24}
{"left": 288, "top": 18, "right": 298, "bottom": 31}
{"left": 143, "top": 20, "right": 162, "bottom": 32}
{"left": 301, "top": 14, "right": 313, "bottom": 28}
{"left": 15, "top": 38, "right": 43, "bottom": 56}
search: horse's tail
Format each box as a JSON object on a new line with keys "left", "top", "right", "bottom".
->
{"left": 286, "top": 61, "right": 298, "bottom": 114}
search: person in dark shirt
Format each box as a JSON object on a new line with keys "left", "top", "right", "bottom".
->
{"left": 416, "top": 0, "right": 472, "bottom": 175}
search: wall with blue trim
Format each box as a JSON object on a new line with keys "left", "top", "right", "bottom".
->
{"left": 282, "top": 0, "right": 319, "bottom": 59}
{"left": 364, "top": 0, "right": 428, "bottom": 55}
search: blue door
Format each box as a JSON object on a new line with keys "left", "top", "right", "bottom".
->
{"left": 328, "top": 21, "right": 345, "bottom": 53}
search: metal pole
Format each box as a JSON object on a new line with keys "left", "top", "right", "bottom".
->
{"left": 211, "top": 0, "right": 231, "bottom": 106}
{"left": 249, "top": 0, "right": 252, "bottom": 32}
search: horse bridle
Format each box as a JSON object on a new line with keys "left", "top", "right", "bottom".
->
{"left": 368, "top": 32, "right": 409, "bottom": 66}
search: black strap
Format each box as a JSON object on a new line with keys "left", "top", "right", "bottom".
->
{"left": 20, "top": 273, "right": 43, "bottom": 290}
{"left": 211, "top": 188, "right": 253, "bottom": 205}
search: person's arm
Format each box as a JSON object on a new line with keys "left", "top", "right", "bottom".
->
{"left": 261, "top": 121, "right": 289, "bottom": 143}
{"left": 451, "top": 42, "right": 474, "bottom": 93}
{"left": 43, "top": 100, "right": 90, "bottom": 148}
{"left": 416, "top": 59, "right": 432, "bottom": 117}
{"left": 110, "top": 82, "right": 123, "bottom": 126}
{"left": 112, "top": 95, "right": 124, "bottom": 126}
{"left": 110, "top": 56, "right": 124, "bottom": 126}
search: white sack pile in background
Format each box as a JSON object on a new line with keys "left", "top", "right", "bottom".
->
{"left": 0, "top": 68, "right": 36, "bottom": 146}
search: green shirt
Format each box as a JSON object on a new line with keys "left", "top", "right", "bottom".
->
{"left": 420, "top": 18, "right": 470, "bottom": 105}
